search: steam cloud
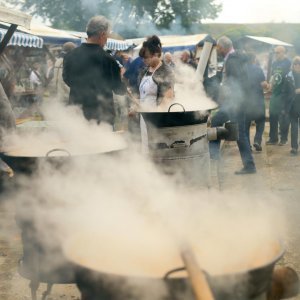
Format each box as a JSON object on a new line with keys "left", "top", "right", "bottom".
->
{"left": 7, "top": 101, "right": 285, "bottom": 280}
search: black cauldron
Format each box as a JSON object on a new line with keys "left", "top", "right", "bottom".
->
{"left": 0, "top": 134, "right": 127, "bottom": 175}
{"left": 64, "top": 235, "right": 285, "bottom": 300}
{"left": 140, "top": 103, "right": 209, "bottom": 128}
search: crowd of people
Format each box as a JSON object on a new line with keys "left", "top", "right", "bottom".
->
{"left": 1, "top": 14, "right": 300, "bottom": 176}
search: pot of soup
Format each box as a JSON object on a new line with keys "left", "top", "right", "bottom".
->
{"left": 63, "top": 229, "right": 285, "bottom": 300}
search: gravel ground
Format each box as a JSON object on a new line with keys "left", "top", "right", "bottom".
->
{"left": 0, "top": 124, "right": 299, "bottom": 300}
{"left": 218, "top": 124, "right": 300, "bottom": 300}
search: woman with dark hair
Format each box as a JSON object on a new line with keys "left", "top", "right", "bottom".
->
{"left": 138, "top": 35, "right": 175, "bottom": 150}
{"left": 138, "top": 35, "right": 174, "bottom": 108}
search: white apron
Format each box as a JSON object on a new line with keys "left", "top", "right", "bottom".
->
{"left": 139, "top": 71, "right": 158, "bottom": 152}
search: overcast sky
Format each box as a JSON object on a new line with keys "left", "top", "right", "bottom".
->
{"left": 204, "top": 0, "right": 300, "bottom": 23}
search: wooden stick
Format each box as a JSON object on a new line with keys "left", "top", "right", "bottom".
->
{"left": 180, "top": 246, "right": 215, "bottom": 300}
{"left": 126, "top": 88, "right": 140, "bottom": 107}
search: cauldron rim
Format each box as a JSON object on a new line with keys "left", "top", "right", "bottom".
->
{"left": 0, "top": 144, "right": 127, "bottom": 158}
{"left": 65, "top": 240, "right": 284, "bottom": 281}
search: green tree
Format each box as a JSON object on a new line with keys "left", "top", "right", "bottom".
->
{"left": 14, "top": 0, "right": 222, "bottom": 36}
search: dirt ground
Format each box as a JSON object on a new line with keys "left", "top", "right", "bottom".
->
{"left": 0, "top": 123, "right": 300, "bottom": 300}
{"left": 218, "top": 123, "right": 300, "bottom": 300}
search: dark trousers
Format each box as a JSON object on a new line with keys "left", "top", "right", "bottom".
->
{"left": 245, "top": 114, "right": 265, "bottom": 146}
{"left": 269, "top": 111, "right": 290, "bottom": 143}
{"left": 209, "top": 110, "right": 230, "bottom": 160}
{"left": 209, "top": 108, "right": 256, "bottom": 170}
{"left": 290, "top": 112, "right": 300, "bottom": 150}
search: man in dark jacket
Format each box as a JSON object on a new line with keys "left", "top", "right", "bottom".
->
{"left": 209, "top": 36, "right": 256, "bottom": 174}
{"left": 63, "top": 15, "right": 126, "bottom": 125}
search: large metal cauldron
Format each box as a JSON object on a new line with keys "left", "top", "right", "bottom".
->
{"left": 0, "top": 132, "right": 127, "bottom": 175}
{"left": 140, "top": 104, "right": 211, "bottom": 187}
{"left": 3, "top": 127, "right": 127, "bottom": 299}
{"left": 63, "top": 234, "right": 285, "bottom": 300}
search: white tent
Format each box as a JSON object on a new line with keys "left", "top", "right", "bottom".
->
{"left": 131, "top": 34, "right": 212, "bottom": 53}
{"left": 245, "top": 35, "right": 293, "bottom": 47}
{"left": 14, "top": 22, "right": 81, "bottom": 45}
{"left": 0, "top": 6, "right": 31, "bottom": 29}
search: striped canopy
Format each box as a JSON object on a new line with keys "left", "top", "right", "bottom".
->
{"left": 0, "top": 27, "right": 43, "bottom": 48}
{"left": 105, "top": 38, "right": 134, "bottom": 51}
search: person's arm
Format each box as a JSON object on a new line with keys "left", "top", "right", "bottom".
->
{"left": 110, "top": 57, "right": 126, "bottom": 95}
{"left": 62, "top": 53, "right": 71, "bottom": 87}
{"left": 0, "top": 82, "right": 15, "bottom": 131}
{"left": 257, "top": 66, "right": 269, "bottom": 90}
{"left": 159, "top": 83, "right": 174, "bottom": 107}
{"left": 282, "top": 72, "right": 295, "bottom": 113}
{"left": 155, "top": 65, "right": 175, "bottom": 108}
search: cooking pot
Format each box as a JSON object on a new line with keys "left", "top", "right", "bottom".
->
{"left": 140, "top": 103, "right": 211, "bottom": 186}
{"left": 64, "top": 232, "right": 285, "bottom": 300}
{"left": 140, "top": 103, "right": 209, "bottom": 128}
{"left": 0, "top": 132, "right": 127, "bottom": 174}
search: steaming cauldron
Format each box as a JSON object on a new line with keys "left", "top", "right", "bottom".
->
{"left": 0, "top": 131, "right": 127, "bottom": 175}
{"left": 140, "top": 103, "right": 237, "bottom": 187}
{"left": 63, "top": 232, "right": 287, "bottom": 300}
{"left": 4, "top": 126, "right": 127, "bottom": 299}
{"left": 140, "top": 104, "right": 211, "bottom": 187}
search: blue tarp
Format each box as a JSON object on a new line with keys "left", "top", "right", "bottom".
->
{"left": 0, "top": 27, "right": 43, "bottom": 48}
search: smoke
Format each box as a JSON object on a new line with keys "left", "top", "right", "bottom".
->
{"left": 79, "top": 0, "right": 205, "bottom": 38}
{"left": 172, "top": 61, "right": 218, "bottom": 112}
{"left": 10, "top": 146, "right": 285, "bottom": 297}
{"left": 1, "top": 98, "right": 286, "bottom": 298}
{"left": 3, "top": 102, "right": 125, "bottom": 157}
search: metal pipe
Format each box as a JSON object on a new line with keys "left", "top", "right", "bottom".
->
{"left": 0, "top": 24, "right": 17, "bottom": 55}
{"left": 195, "top": 41, "right": 213, "bottom": 83}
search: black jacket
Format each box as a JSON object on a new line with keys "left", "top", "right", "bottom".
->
{"left": 218, "top": 51, "right": 250, "bottom": 113}
{"left": 63, "top": 43, "right": 125, "bottom": 123}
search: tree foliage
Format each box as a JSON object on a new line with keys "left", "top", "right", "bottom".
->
{"left": 14, "top": 0, "right": 222, "bottom": 36}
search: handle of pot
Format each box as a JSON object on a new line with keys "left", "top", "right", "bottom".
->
{"left": 168, "top": 103, "right": 185, "bottom": 113}
{"left": 46, "top": 148, "right": 71, "bottom": 157}
{"left": 170, "top": 140, "right": 188, "bottom": 149}
{"left": 0, "top": 158, "right": 14, "bottom": 178}
{"left": 190, "top": 134, "right": 207, "bottom": 146}
{"left": 181, "top": 246, "right": 215, "bottom": 300}
{"left": 164, "top": 267, "right": 186, "bottom": 280}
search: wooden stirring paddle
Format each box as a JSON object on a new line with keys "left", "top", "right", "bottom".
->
{"left": 180, "top": 245, "right": 215, "bottom": 300}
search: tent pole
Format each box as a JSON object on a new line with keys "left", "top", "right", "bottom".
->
{"left": 0, "top": 24, "right": 18, "bottom": 55}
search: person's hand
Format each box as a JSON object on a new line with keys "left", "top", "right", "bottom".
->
{"left": 295, "top": 88, "right": 300, "bottom": 94}
{"left": 264, "top": 82, "right": 271, "bottom": 92}
{"left": 128, "top": 103, "right": 139, "bottom": 117}
{"left": 128, "top": 110, "right": 136, "bottom": 117}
